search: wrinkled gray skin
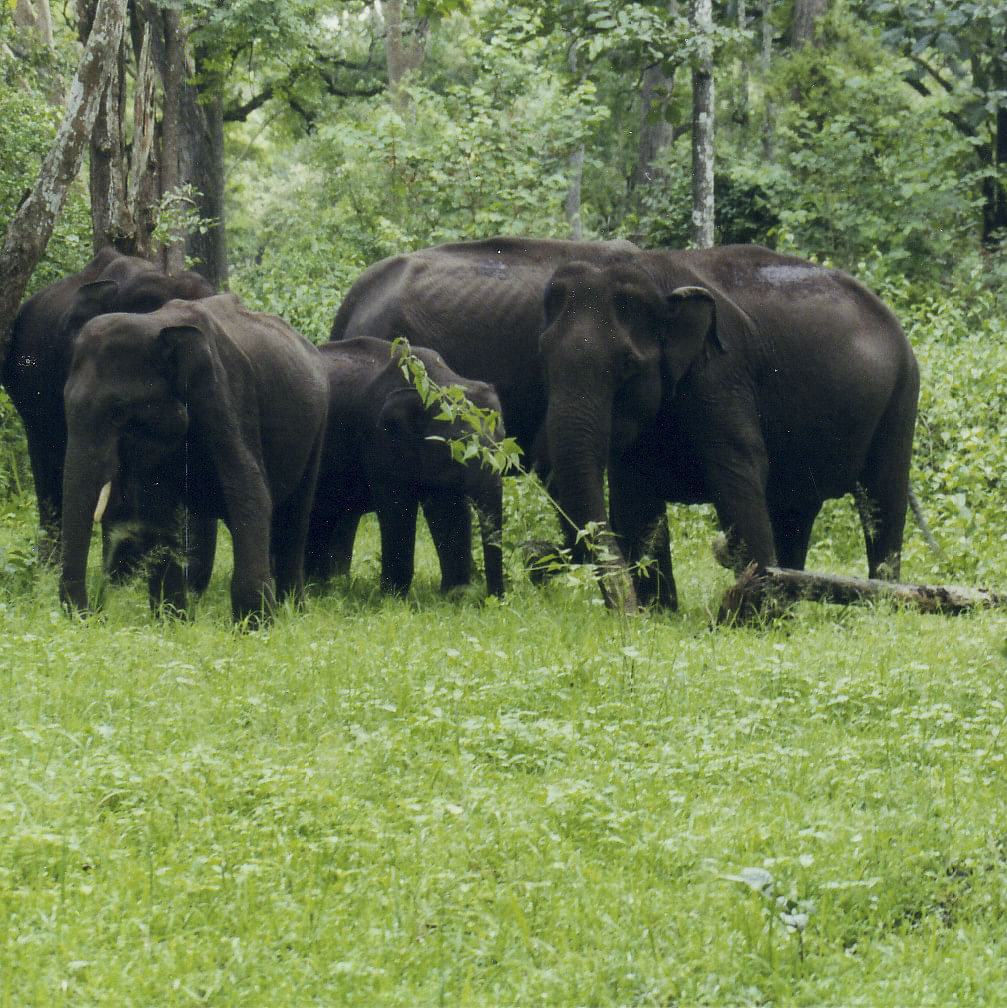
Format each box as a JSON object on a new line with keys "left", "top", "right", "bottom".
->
{"left": 331, "top": 239, "right": 918, "bottom": 613}
{"left": 329, "top": 235, "right": 639, "bottom": 579}
{"left": 539, "top": 248, "right": 920, "bottom": 612}
{"left": 60, "top": 294, "right": 328, "bottom": 624}
{"left": 330, "top": 236, "right": 639, "bottom": 461}
{"left": 3, "top": 248, "right": 216, "bottom": 581}
{"left": 306, "top": 338, "right": 505, "bottom": 598}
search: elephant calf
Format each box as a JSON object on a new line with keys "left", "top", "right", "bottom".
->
{"left": 60, "top": 294, "right": 328, "bottom": 624}
{"left": 306, "top": 337, "right": 505, "bottom": 598}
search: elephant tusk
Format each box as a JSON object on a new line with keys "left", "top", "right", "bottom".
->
{"left": 93, "top": 481, "right": 112, "bottom": 524}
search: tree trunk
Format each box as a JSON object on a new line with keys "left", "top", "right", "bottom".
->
{"left": 80, "top": 2, "right": 157, "bottom": 257}
{"left": 137, "top": 3, "right": 225, "bottom": 283}
{"left": 761, "top": 0, "right": 775, "bottom": 157}
{"left": 981, "top": 68, "right": 1007, "bottom": 247}
{"left": 80, "top": 0, "right": 124, "bottom": 252}
{"left": 386, "top": 0, "right": 406, "bottom": 103}
{"left": 179, "top": 43, "right": 228, "bottom": 289}
{"left": 719, "top": 563, "right": 1007, "bottom": 623}
{"left": 384, "top": 0, "right": 427, "bottom": 109}
{"left": 15, "top": 0, "right": 54, "bottom": 48}
{"left": 733, "top": 0, "right": 750, "bottom": 125}
{"left": 0, "top": 0, "right": 128, "bottom": 368}
{"left": 635, "top": 62, "right": 676, "bottom": 198}
{"left": 564, "top": 43, "right": 585, "bottom": 240}
{"left": 160, "top": 4, "right": 186, "bottom": 273}
{"left": 790, "top": 0, "right": 828, "bottom": 48}
{"left": 690, "top": 0, "right": 715, "bottom": 248}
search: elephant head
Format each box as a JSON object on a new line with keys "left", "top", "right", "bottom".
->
{"left": 373, "top": 374, "right": 506, "bottom": 597}
{"left": 538, "top": 260, "right": 721, "bottom": 611}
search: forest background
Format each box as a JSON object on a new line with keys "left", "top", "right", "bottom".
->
{"left": 2, "top": 2, "right": 1007, "bottom": 1005}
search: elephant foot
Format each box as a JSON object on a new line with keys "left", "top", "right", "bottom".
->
{"left": 712, "top": 532, "right": 751, "bottom": 574}
{"left": 147, "top": 553, "right": 189, "bottom": 620}
{"left": 443, "top": 583, "right": 485, "bottom": 605}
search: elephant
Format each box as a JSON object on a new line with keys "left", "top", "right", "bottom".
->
{"left": 59, "top": 293, "right": 328, "bottom": 624}
{"left": 3, "top": 247, "right": 216, "bottom": 575}
{"left": 306, "top": 337, "right": 505, "bottom": 598}
{"left": 329, "top": 236, "right": 639, "bottom": 459}
{"left": 329, "top": 235, "right": 638, "bottom": 577}
{"left": 537, "top": 247, "right": 920, "bottom": 612}
{"left": 330, "top": 238, "right": 919, "bottom": 613}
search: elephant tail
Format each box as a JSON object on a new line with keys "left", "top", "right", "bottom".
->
{"left": 908, "top": 484, "right": 940, "bottom": 555}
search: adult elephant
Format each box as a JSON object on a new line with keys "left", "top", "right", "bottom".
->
{"left": 538, "top": 247, "right": 920, "bottom": 612}
{"left": 60, "top": 294, "right": 328, "bottom": 624}
{"left": 329, "top": 236, "right": 639, "bottom": 461}
{"left": 3, "top": 247, "right": 215, "bottom": 575}
{"left": 307, "top": 337, "right": 505, "bottom": 598}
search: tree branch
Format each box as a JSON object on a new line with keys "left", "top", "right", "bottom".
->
{"left": 0, "top": 0, "right": 128, "bottom": 366}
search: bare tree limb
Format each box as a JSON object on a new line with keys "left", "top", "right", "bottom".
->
{"left": 719, "top": 563, "right": 1007, "bottom": 623}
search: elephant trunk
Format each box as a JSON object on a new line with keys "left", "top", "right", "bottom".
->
{"left": 60, "top": 436, "right": 115, "bottom": 614}
{"left": 473, "top": 471, "right": 504, "bottom": 597}
{"left": 544, "top": 391, "right": 638, "bottom": 614}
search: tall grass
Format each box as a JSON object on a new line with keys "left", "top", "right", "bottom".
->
{"left": 1, "top": 296, "right": 1006, "bottom": 1005}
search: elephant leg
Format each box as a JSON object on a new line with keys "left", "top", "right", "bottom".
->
{"left": 422, "top": 491, "right": 473, "bottom": 594}
{"left": 305, "top": 510, "right": 359, "bottom": 583}
{"left": 609, "top": 473, "right": 677, "bottom": 610}
{"left": 770, "top": 500, "right": 822, "bottom": 571}
{"left": 855, "top": 376, "right": 917, "bottom": 580}
{"left": 704, "top": 447, "right": 777, "bottom": 570}
{"left": 147, "top": 545, "right": 188, "bottom": 618}
{"left": 327, "top": 513, "right": 360, "bottom": 579}
{"left": 24, "top": 429, "right": 63, "bottom": 565}
{"left": 378, "top": 497, "right": 419, "bottom": 596}
{"left": 271, "top": 430, "right": 325, "bottom": 606}
{"left": 184, "top": 509, "right": 218, "bottom": 594}
{"left": 855, "top": 481, "right": 908, "bottom": 581}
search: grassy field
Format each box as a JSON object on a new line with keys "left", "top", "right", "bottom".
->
{"left": 3, "top": 292, "right": 1007, "bottom": 1006}
{"left": 2, "top": 472, "right": 1007, "bottom": 1007}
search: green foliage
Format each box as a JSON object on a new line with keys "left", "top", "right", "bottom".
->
{"left": 765, "top": 15, "right": 977, "bottom": 271}
{"left": 0, "top": 8, "right": 93, "bottom": 507}
{"left": 858, "top": 0, "right": 1006, "bottom": 121}
{"left": 393, "top": 339, "right": 522, "bottom": 474}
{"left": 852, "top": 0, "right": 1006, "bottom": 241}
{"left": 0, "top": 12, "right": 93, "bottom": 294}
{"left": 228, "top": 12, "right": 613, "bottom": 324}
{"left": 1, "top": 511, "right": 1007, "bottom": 1004}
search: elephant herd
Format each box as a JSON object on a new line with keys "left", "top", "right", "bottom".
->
{"left": 2, "top": 237, "right": 920, "bottom": 625}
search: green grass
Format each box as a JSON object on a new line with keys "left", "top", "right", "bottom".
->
{"left": 3, "top": 299, "right": 1007, "bottom": 1006}
{"left": 2, "top": 481, "right": 1006, "bottom": 1006}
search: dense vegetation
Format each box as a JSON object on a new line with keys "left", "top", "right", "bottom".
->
{"left": 2, "top": 1, "right": 1007, "bottom": 1004}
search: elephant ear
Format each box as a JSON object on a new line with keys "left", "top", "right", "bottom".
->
{"left": 660, "top": 285, "right": 723, "bottom": 386}
{"left": 159, "top": 323, "right": 221, "bottom": 415}
{"left": 64, "top": 280, "right": 120, "bottom": 333}
{"left": 378, "top": 386, "right": 426, "bottom": 443}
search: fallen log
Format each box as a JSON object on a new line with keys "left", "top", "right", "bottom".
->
{"left": 719, "top": 563, "right": 1007, "bottom": 623}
